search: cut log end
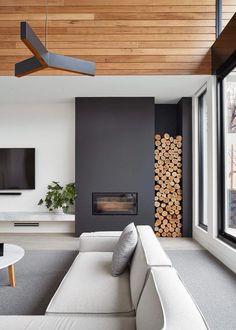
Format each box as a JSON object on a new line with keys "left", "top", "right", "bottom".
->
{"left": 154, "top": 132, "right": 182, "bottom": 238}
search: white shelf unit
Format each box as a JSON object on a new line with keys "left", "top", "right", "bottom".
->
{"left": 0, "top": 212, "right": 75, "bottom": 233}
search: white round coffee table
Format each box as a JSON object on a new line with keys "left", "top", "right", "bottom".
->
{"left": 0, "top": 244, "right": 24, "bottom": 287}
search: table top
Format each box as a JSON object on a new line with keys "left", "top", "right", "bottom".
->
{"left": 0, "top": 244, "right": 25, "bottom": 269}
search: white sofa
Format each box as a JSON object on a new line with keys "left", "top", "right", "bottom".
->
{"left": 46, "top": 226, "right": 172, "bottom": 316}
{"left": 0, "top": 225, "right": 208, "bottom": 330}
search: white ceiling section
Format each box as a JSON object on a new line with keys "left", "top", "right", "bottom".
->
{"left": 0, "top": 75, "right": 209, "bottom": 105}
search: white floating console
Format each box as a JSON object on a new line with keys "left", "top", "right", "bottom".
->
{"left": 0, "top": 212, "right": 75, "bottom": 233}
{"left": 0, "top": 212, "right": 75, "bottom": 222}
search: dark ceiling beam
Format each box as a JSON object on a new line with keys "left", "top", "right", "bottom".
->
{"left": 212, "top": 13, "right": 236, "bottom": 76}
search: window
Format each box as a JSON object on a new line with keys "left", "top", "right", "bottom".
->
{"left": 198, "top": 90, "right": 208, "bottom": 230}
{"left": 218, "top": 67, "right": 236, "bottom": 247}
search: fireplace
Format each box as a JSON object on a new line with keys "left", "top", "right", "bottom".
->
{"left": 92, "top": 193, "right": 138, "bottom": 215}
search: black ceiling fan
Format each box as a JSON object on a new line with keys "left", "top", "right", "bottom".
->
{"left": 15, "top": 22, "right": 96, "bottom": 77}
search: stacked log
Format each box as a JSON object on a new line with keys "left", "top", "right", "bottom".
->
{"left": 154, "top": 133, "right": 182, "bottom": 237}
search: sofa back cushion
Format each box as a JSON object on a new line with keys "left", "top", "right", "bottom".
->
{"left": 129, "top": 226, "right": 172, "bottom": 308}
{"left": 79, "top": 232, "right": 121, "bottom": 252}
{"left": 136, "top": 267, "right": 208, "bottom": 330}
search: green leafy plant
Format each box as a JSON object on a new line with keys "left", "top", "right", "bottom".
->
{"left": 38, "top": 181, "right": 77, "bottom": 213}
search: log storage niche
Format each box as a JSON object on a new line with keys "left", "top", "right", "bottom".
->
{"left": 154, "top": 133, "right": 182, "bottom": 237}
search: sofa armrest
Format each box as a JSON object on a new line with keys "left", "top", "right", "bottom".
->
{"left": 79, "top": 232, "right": 121, "bottom": 252}
{"left": 136, "top": 267, "right": 208, "bottom": 330}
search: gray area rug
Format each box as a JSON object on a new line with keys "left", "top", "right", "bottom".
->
{"left": 167, "top": 250, "right": 236, "bottom": 330}
{"left": 0, "top": 250, "right": 77, "bottom": 315}
{"left": 0, "top": 249, "right": 235, "bottom": 330}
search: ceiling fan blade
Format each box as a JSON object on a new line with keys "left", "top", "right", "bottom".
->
{"left": 48, "top": 53, "right": 96, "bottom": 76}
{"left": 16, "top": 22, "right": 96, "bottom": 77}
{"left": 15, "top": 56, "right": 46, "bottom": 77}
{"left": 21, "top": 22, "right": 48, "bottom": 65}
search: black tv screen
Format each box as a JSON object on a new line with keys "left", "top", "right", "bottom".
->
{"left": 0, "top": 148, "right": 35, "bottom": 190}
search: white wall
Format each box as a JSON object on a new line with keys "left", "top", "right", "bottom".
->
{"left": 192, "top": 76, "right": 236, "bottom": 274}
{"left": 0, "top": 102, "right": 75, "bottom": 212}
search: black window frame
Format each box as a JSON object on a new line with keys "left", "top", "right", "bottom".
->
{"left": 217, "top": 57, "right": 236, "bottom": 249}
{"left": 198, "top": 90, "right": 208, "bottom": 231}
{"left": 216, "top": 0, "right": 222, "bottom": 38}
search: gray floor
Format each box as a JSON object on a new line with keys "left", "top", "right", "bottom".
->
{"left": 167, "top": 250, "right": 236, "bottom": 330}
{"left": 0, "top": 233, "right": 80, "bottom": 251}
{"left": 0, "top": 233, "right": 203, "bottom": 251}
{"left": 0, "top": 250, "right": 77, "bottom": 315}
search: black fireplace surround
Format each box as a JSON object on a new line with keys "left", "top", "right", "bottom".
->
{"left": 75, "top": 97, "right": 155, "bottom": 236}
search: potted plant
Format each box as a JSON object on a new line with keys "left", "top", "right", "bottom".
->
{"left": 38, "top": 181, "right": 77, "bottom": 213}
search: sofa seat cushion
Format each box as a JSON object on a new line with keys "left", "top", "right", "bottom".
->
{"left": 46, "top": 252, "right": 134, "bottom": 315}
{"left": 81, "top": 231, "right": 122, "bottom": 236}
{"left": 0, "top": 316, "right": 136, "bottom": 330}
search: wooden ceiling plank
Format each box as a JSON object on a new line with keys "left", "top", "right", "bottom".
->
{"left": 222, "top": 5, "right": 236, "bottom": 12}
{"left": 93, "top": 13, "right": 216, "bottom": 20}
{"left": 15, "top": 48, "right": 210, "bottom": 55}
{"left": 0, "top": 52, "right": 212, "bottom": 60}
{"left": 46, "top": 34, "right": 216, "bottom": 41}
{"left": 0, "top": 34, "right": 217, "bottom": 41}
{"left": 0, "top": 13, "right": 95, "bottom": 20}
{"left": 0, "top": 13, "right": 216, "bottom": 20}
{"left": 95, "top": 62, "right": 211, "bottom": 69}
{"left": 59, "top": 26, "right": 216, "bottom": 33}
{"left": 0, "top": 26, "right": 216, "bottom": 35}
{"left": 0, "top": 20, "right": 216, "bottom": 28}
{"left": 222, "top": 0, "right": 236, "bottom": 4}
{"left": 0, "top": 48, "right": 210, "bottom": 56}
{"left": 63, "top": 0, "right": 215, "bottom": 6}
{"left": 0, "top": 0, "right": 64, "bottom": 6}
{"left": 22, "top": 40, "right": 212, "bottom": 49}
{"left": 0, "top": 5, "right": 216, "bottom": 14}
{"left": 48, "top": 20, "right": 216, "bottom": 27}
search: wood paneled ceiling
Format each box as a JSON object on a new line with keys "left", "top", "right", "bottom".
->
{"left": 223, "top": 0, "right": 236, "bottom": 29}
{"left": 0, "top": 0, "right": 234, "bottom": 76}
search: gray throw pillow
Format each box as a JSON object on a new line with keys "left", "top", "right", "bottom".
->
{"left": 111, "top": 222, "right": 138, "bottom": 276}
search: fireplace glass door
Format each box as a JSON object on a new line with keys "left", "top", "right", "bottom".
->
{"left": 92, "top": 192, "right": 138, "bottom": 215}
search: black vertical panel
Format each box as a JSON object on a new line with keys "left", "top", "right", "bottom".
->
{"left": 75, "top": 97, "right": 155, "bottom": 236}
{"left": 155, "top": 104, "right": 179, "bottom": 136}
{"left": 177, "top": 98, "right": 193, "bottom": 237}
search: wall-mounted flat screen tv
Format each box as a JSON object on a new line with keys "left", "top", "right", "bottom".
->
{"left": 0, "top": 148, "right": 35, "bottom": 190}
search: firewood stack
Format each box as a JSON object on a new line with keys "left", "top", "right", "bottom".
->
{"left": 154, "top": 133, "right": 182, "bottom": 237}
